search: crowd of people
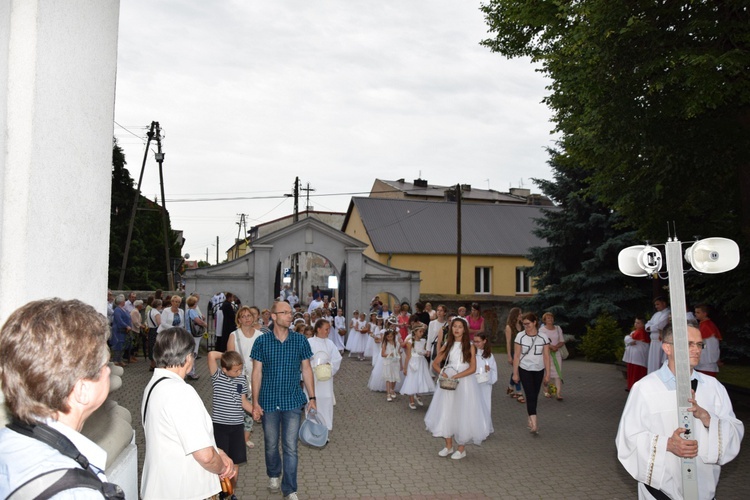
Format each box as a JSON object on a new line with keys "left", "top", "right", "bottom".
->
{"left": 0, "top": 289, "right": 742, "bottom": 500}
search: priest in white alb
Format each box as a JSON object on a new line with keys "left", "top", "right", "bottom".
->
{"left": 615, "top": 325, "right": 743, "bottom": 499}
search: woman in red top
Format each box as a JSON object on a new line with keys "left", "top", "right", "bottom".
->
{"left": 467, "top": 303, "right": 485, "bottom": 341}
{"left": 397, "top": 303, "right": 411, "bottom": 342}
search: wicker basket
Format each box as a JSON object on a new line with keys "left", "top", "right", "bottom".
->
{"left": 438, "top": 367, "right": 459, "bottom": 390}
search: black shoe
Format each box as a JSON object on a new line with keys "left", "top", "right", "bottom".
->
{"left": 187, "top": 374, "right": 200, "bottom": 381}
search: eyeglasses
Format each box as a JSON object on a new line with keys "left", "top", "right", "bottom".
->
{"left": 663, "top": 341, "right": 705, "bottom": 350}
{"left": 274, "top": 310, "right": 293, "bottom": 316}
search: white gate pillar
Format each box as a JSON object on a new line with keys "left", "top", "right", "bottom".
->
{"left": 0, "top": 0, "right": 120, "bottom": 319}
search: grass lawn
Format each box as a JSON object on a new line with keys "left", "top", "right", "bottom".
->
{"left": 717, "top": 363, "right": 750, "bottom": 390}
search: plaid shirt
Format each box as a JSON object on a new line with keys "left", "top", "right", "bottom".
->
{"left": 250, "top": 329, "right": 313, "bottom": 412}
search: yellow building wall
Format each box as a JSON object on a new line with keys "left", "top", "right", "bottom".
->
{"left": 225, "top": 240, "right": 250, "bottom": 261}
{"left": 344, "top": 207, "right": 535, "bottom": 297}
{"left": 379, "top": 254, "right": 533, "bottom": 296}
{"left": 343, "top": 205, "right": 380, "bottom": 260}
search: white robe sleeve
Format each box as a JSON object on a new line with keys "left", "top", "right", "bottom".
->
{"left": 488, "top": 354, "right": 498, "bottom": 385}
{"left": 693, "top": 379, "right": 744, "bottom": 466}
{"left": 329, "top": 340, "right": 343, "bottom": 376}
{"left": 615, "top": 384, "right": 671, "bottom": 490}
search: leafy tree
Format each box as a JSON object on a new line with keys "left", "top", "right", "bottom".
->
{"left": 482, "top": 0, "right": 750, "bottom": 356}
{"left": 109, "top": 139, "right": 181, "bottom": 290}
{"left": 522, "top": 150, "right": 649, "bottom": 335}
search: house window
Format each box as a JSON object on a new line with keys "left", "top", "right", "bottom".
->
{"left": 516, "top": 267, "right": 530, "bottom": 294}
{"left": 475, "top": 267, "right": 491, "bottom": 294}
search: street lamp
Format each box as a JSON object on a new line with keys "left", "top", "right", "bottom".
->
{"left": 618, "top": 233, "right": 739, "bottom": 499}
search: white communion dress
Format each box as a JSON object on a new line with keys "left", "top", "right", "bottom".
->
{"left": 424, "top": 343, "right": 493, "bottom": 445}
{"left": 400, "top": 338, "right": 435, "bottom": 396}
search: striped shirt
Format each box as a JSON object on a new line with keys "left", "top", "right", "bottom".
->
{"left": 211, "top": 369, "right": 247, "bottom": 425}
{"left": 250, "top": 330, "right": 313, "bottom": 412}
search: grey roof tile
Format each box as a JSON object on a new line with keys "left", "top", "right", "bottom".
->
{"left": 351, "top": 197, "right": 555, "bottom": 256}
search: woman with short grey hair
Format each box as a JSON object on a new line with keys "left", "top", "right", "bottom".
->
{"left": 141, "top": 327, "right": 235, "bottom": 499}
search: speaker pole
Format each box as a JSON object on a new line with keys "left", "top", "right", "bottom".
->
{"left": 665, "top": 237, "right": 699, "bottom": 500}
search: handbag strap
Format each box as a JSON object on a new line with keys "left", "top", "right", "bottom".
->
{"left": 142, "top": 377, "right": 168, "bottom": 425}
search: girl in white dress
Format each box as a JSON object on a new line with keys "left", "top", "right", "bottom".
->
{"left": 331, "top": 309, "right": 346, "bottom": 353}
{"left": 473, "top": 332, "right": 498, "bottom": 420}
{"left": 381, "top": 328, "right": 401, "bottom": 401}
{"left": 363, "top": 312, "right": 378, "bottom": 360}
{"left": 424, "top": 317, "right": 492, "bottom": 460}
{"left": 400, "top": 322, "right": 434, "bottom": 409}
{"left": 367, "top": 323, "right": 386, "bottom": 391}
{"left": 306, "top": 319, "right": 342, "bottom": 431}
{"left": 345, "top": 310, "right": 363, "bottom": 356}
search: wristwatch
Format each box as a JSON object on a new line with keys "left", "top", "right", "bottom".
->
{"left": 309, "top": 396, "right": 316, "bottom": 400}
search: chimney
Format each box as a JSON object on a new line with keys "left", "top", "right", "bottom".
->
{"left": 413, "top": 178, "right": 428, "bottom": 188}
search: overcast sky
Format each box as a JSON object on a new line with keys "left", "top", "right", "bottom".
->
{"left": 114, "top": 1, "right": 557, "bottom": 264}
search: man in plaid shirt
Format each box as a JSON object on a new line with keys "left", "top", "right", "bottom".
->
{"left": 251, "top": 301, "right": 317, "bottom": 500}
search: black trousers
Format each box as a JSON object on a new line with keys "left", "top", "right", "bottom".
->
{"left": 518, "top": 367, "right": 544, "bottom": 416}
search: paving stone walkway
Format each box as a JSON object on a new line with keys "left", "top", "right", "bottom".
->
{"left": 112, "top": 353, "right": 748, "bottom": 499}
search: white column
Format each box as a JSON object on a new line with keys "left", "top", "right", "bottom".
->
{"left": 0, "top": 0, "right": 120, "bottom": 321}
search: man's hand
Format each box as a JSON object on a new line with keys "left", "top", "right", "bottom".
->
{"left": 667, "top": 428, "right": 698, "bottom": 458}
{"left": 688, "top": 391, "right": 711, "bottom": 428}
{"left": 252, "top": 405, "right": 264, "bottom": 422}
{"left": 307, "top": 399, "right": 318, "bottom": 412}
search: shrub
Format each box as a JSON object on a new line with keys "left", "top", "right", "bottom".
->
{"left": 580, "top": 313, "right": 623, "bottom": 363}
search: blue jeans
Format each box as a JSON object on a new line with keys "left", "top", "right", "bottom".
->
{"left": 262, "top": 406, "right": 303, "bottom": 496}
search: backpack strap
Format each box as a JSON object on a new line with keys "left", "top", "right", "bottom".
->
{"left": 6, "top": 420, "right": 125, "bottom": 499}
{"left": 8, "top": 468, "right": 105, "bottom": 500}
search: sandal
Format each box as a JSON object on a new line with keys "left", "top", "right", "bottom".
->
{"left": 557, "top": 396, "right": 564, "bottom": 401}
{"left": 506, "top": 387, "right": 515, "bottom": 396}
{"left": 517, "top": 396, "right": 526, "bottom": 404}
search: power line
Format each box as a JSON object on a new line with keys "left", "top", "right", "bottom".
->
{"left": 165, "top": 187, "right": 432, "bottom": 203}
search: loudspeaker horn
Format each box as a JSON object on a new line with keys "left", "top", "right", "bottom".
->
{"left": 685, "top": 237, "right": 740, "bottom": 274}
{"left": 618, "top": 245, "right": 663, "bottom": 277}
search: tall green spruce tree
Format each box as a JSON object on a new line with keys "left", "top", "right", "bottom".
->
{"left": 522, "top": 151, "right": 648, "bottom": 336}
{"left": 109, "top": 140, "right": 180, "bottom": 290}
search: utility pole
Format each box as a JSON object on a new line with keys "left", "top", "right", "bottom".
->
{"left": 216, "top": 236, "right": 219, "bottom": 265}
{"left": 205, "top": 247, "right": 209, "bottom": 263}
{"left": 234, "top": 214, "right": 249, "bottom": 260}
{"left": 301, "top": 182, "right": 315, "bottom": 211}
{"left": 292, "top": 177, "right": 300, "bottom": 295}
{"left": 293, "top": 176, "right": 300, "bottom": 222}
{"left": 154, "top": 122, "right": 173, "bottom": 290}
{"left": 118, "top": 121, "right": 155, "bottom": 289}
{"left": 456, "top": 183, "right": 462, "bottom": 295}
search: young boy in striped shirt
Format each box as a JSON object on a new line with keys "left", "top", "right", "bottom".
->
{"left": 208, "top": 350, "right": 254, "bottom": 496}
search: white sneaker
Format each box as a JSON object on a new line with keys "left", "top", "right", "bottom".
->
{"left": 408, "top": 402, "right": 417, "bottom": 410}
{"left": 268, "top": 477, "right": 281, "bottom": 492}
{"left": 415, "top": 396, "right": 423, "bottom": 406}
{"left": 451, "top": 450, "right": 466, "bottom": 460}
{"left": 438, "top": 447, "right": 454, "bottom": 457}
{"left": 285, "top": 493, "right": 299, "bottom": 500}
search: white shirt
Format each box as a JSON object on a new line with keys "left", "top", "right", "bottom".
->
{"left": 0, "top": 419, "right": 110, "bottom": 499}
{"left": 615, "top": 364, "right": 744, "bottom": 500}
{"left": 514, "top": 332, "right": 550, "bottom": 372}
{"left": 141, "top": 369, "right": 220, "bottom": 500}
